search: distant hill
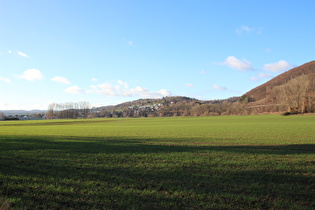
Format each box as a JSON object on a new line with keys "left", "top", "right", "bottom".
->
{"left": 96, "top": 97, "right": 199, "bottom": 112}
{"left": 0, "top": 110, "right": 46, "bottom": 116}
{"left": 96, "top": 96, "right": 239, "bottom": 112}
{"left": 242, "top": 60, "right": 315, "bottom": 113}
{"left": 93, "top": 96, "right": 241, "bottom": 118}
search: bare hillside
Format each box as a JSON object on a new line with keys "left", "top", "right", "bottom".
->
{"left": 243, "top": 60, "right": 315, "bottom": 113}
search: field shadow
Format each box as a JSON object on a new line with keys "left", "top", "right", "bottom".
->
{"left": 0, "top": 119, "right": 114, "bottom": 127}
{"left": 0, "top": 135, "right": 314, "bottom": 208}
{"left": 0, "top": 135, "right": 314, "bottom": 155}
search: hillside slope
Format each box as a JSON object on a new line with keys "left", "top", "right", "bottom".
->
{"left": 243, "top": 60, "right": 315, "bottom": 113}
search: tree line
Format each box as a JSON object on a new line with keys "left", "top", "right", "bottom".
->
{"left": 46, "top": 101, "right": 90, "bottom": 119}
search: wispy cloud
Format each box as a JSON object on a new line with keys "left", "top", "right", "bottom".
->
{"left": 212, "top": 84, "right": 227, "bottom": 91}
{"left": 263, "top": 60, "right": 293, "bottom": 72}
{"left": 117, "top": 80, "right": 129, "bottom": 89}
{"left": 91, "top": 83, "right": 115, "bottom": 96}
{"left": 236, "top": 25, "right": 262, "bottom": 36}
{"left": 64, "top": 85, "right": 85, "bottom": 94}
{"left": 221, "top": 56, "right": 253, "bottom": 71}
{"left": 51, "top": 76, "right": 71, "bottom": 85}
{"left": 17, "top": 51, "right": 29, "bottom": 57}
{"left": 8, "top": 50, "right": 29, "bottom": 57}
{"left": 258, "top": 73, "right": 272, "bottom": 78}
{"left": 185, "top": 83, "right": 194, "bottom": 88}
{"left": 63, "top": 80, "right": 171, "bottom": 98}
{"left": 250, "top": 76, "right": 259, "bottom": 82}
{"left": 0, "top": 76, "right": 11, "bottom": 83}
{"left": 123, "top": 38, "right": 134, "bottom": 46}
{"left": 18, "top": 69, "right": 44, "bottom": 81}
{"left": 91, "top": 78, "right": 98, "bottom": 82}
{"left": 236, "top": 25, "right": 252, "bottom": 34}
{"left": 250, "top": 73, "right": 273, "bottom": 81}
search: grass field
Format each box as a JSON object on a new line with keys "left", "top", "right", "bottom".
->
{"left": 0, "top": 115, "right": 314, "bottom": 209}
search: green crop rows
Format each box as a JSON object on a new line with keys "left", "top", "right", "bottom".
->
{"left": 0, "top": 115, "right": 314, "bottom": 209}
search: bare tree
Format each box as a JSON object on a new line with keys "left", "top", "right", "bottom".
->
{"left": 0, "top": 112, "right": 5, "bottom": 120}
{"left": 47, "top": 101, "right": 91, "bottom": 119}
{"left": 281, "top": 75, "right": 310, "bottom": 113}
{"left": 46, "top": 103, "right": 56, "bottom": 119}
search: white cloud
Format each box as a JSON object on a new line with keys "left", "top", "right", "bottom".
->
{"left": 51, "top": 76, "right": 71, "bottom": 85}
{"left": 90, "top": 80, "right": 171, "bottom": 98}
{"left": 64, "top": 85, "right": 85, "bottom": 94}
{"left": 158, "top": 89, "right": 170, "bottom": 97}
{"left": 222, "top": 56, "right": 253, "bottom": 71}
{"left": 200, "top": 70, "right": 207, "bottom": 74}
{"left": 77, "top": 80, "right": 171, "bottom": 98}
{"left": 213, "top": 84, "right": 227, "bottom": 91}
{"left": 0, "top": 76, "right": 11, "bottom": 83}
{"left": 18, "top": 69, "right": 44, "bottom": 81}
{"left": 263, "top": 60, "right": 293, "bottom": 72}
{"left": 91, "top": 78, "right": 98, "bottom": 82}
{"left": 8, "top": 50, "right": 12, "bottom": 54}
{"left": 17, "top": 51, "right": 29, "bottom": 57}
{"left": 185, "top": 83, "right": 193, "bottom": 88}
{"left": 94, "top": 83, "right": 116, "bottom": 96}
{"left": 127, "top": 86, "right": 170, "bottom": 98}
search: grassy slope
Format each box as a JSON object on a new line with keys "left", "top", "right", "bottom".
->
{"left": 0, "top": 115, "right": 314, "bottom": 209}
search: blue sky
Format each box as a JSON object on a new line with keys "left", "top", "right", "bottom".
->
{"left": 1, "top": 0, "right": 315, "bottom": 110}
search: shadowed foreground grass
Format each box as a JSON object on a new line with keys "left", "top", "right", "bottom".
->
{"left": 0, "top": 116, "right": 314, "bottom": 209}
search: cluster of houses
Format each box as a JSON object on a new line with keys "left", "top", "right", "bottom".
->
{"left": 128, "top": 103, "right": 164, "bottom": 113}
{"left": 97, "top": 103, "right": 165, "bottom": 118}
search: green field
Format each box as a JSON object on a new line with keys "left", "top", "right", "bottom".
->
{"left": 0, "top": 115, "right": 314, "bottom": 209}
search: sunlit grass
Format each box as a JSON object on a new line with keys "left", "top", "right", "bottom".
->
{"left": 0, "top": 115, "right": 314, "bottom": 209}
